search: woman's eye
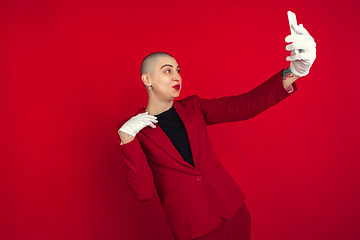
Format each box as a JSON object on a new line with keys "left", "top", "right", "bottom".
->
{"left": 177, "top": 69, "right": 181, "bottom": 73}
{"left": 165, "top": 69, "right": 170, "bottom": 73}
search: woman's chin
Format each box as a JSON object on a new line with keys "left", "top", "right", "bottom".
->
{"left": 172, "top": 92, "right": 180, "bottom": 99}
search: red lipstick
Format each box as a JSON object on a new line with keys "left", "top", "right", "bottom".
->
{"left": 173, "top": 84, "right": 180, "bottom": 90}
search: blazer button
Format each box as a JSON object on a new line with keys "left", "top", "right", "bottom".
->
{"left": 196, "top": 176, "right": 202, "bottom": 181}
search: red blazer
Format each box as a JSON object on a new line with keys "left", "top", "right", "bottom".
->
{"left": 118, "top": 70, "right": 296, "bottom": 240}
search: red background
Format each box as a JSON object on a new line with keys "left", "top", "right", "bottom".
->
{"left": 1, "top": 0, "right": 360, "bottom": 239}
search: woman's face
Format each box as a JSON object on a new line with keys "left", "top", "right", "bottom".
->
{"left": 148, "top": 56, "right": 182, "bottom": 101}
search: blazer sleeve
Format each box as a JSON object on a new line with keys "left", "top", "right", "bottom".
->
{"left": 198, "top": 70, "right": 297, "bottom": 125}
{"left": 118, "top": 125, "right": 156, "bottom": 201}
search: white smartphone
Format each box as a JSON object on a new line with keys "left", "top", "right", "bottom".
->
{"left": 287, "top": 11, "right": 300, "bottom": 54}
{"left": 287, "top": 11, "right": 298, "bottom": 35}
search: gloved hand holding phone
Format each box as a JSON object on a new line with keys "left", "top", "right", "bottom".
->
{"left": 285, "top": 11, "right": 317, "bottom": 77}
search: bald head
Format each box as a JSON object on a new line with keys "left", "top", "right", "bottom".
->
{"left": 140, "top": 52, "right": 173, "bottom": 76}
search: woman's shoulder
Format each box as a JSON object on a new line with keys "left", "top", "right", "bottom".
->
{"left": 176, "top": 95, "right": 201, "bottom": 105}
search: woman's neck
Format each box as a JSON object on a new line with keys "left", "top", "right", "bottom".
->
{"left": 145, "top": 99, "right": 174, "bottom": 115}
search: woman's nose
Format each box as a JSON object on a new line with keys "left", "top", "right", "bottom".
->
{"left": 173, "top": 76, "right": 181, "bottom": 82}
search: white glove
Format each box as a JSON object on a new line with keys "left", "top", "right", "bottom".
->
{"left": 285, "top": 24, "right": 317, "bottom": 77}
{"left": 118, "top": 112, "right": 158, "bottom": 137}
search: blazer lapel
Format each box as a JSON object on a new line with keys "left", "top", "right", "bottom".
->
{"left": 138, "top": 107, "right": 198, "bottom": 171}
{"left": 173, "top": 101, "right": 200, "bottom": 170}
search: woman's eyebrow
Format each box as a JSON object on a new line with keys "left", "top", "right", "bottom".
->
{"left": 160, "top": 64, "right": 173, "bottom": 69}
{"left": 160, "top": 64, "right": 180, "bottom": 69}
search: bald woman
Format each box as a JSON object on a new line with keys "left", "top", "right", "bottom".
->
{"left": 117, "top": 23, "right": 316, "bottom": 240}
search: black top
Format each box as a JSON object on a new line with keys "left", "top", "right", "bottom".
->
{"left": 155, "top": 106, "right": 194, "bottom": 167}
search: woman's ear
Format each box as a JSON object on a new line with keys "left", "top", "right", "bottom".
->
{"left": 141, "top": 74, "right": 151, "bottom": 88}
